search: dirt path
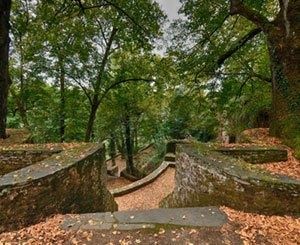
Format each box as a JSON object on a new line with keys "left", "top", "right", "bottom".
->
{"left": 107, "top": 177, "right": 133, "bottom": 190}
{"left": 115, "top": 167, "right": 176, "bottom": 211}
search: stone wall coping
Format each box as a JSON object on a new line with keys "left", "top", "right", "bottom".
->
{"left": 216, "top": 145, "right": 287, "bottom": 151}
{"left": 0, "top": 143, "right": 103, "bottom": 189}
{"left": 0, "top": 147, "right": 62, "bottom": 154}
{"left": 110, "top": 161, "right": 175, "bottom": 197}
{"left": 180, "top": 143, "right": 300, "bottom": 186}
{"left": 215, "top": 145, "right": 288, "bottom": 163}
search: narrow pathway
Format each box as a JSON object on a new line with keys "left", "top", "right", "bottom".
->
{"left": 115, "top": 167, "right": 175, "bottom": 211}
{"left": 107, "top": 177, "right": 132, "bottom": 190}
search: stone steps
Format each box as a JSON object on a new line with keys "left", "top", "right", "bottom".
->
{"left": 61, "top": 207, "right": 227, "bottom": 231}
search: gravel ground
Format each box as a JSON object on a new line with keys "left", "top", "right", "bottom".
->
{"left": 107, "top": 177, "right": 133, "bottom": 190}
{"left": 115, "top": 167, "right": 175, "bottom": 211}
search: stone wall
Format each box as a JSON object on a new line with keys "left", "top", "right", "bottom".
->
{"left": 216, "top": 146, "right": 288, "bottom": 163}
{"left": 0, "top": 148, "right": 61, "bottom": 176}
{"left": 0, "top": 144, "right": 117, "bottom": 232}
{"left": 160, "top": 143, "right": 300, "bottom": 215}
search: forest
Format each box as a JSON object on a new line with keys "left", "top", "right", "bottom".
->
{"left": 0, "top": 0, "right": 299, "bottom": 244}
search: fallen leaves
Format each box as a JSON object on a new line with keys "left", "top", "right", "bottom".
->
{"left": 223, "top": 128, "right": 300, "bottom": 180}
{"left": 221, "top": 206, "right": 300, "bottom": 244}
{"left": 158, "top": 228, "right": 165, "bottom": 235}
{"left": 115, "top": 168, "right": 175, "bottom": 211}
{"left": 0, "top": 215, "right": 95, "bottom": 244}
{"left": 257, "top": 149, "right": 300, "bottom": 179}
{"left": 0, "top": 215, "right": 69, "bottom": 244}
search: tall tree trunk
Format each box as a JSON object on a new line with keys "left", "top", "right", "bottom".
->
{"left": 85, "top": 101, "right": 98, "bottom": 142}
{"left": 59, "top": 60, "right": 66, "bottom": 142}
{"left": 84, "top": 28, "right": 117, "bottom": 142}
{"left": 109, "top": 132, "right": 117, "bottom": 166}
{"left": 116, "top": 129, "right": 126, "bottom": 157}
{"left": 133, "top": 125, "right": 138, "bottom": 153}
{"left": 229, "top": 0, "right": 300, "bottom": 142}
{"left": 266, "top": 2, "right": 300, "bottom": 139}
{"left": 124, "top": 115, "right": 134, "bottom": 174}
{"left": 18, "top": 39, "right": 29, "bottom": 127}
{"left": 0, "top": 1, "right": 11, "bottom": 139}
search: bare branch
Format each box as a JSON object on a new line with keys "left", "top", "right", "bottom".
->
{"left": 94, "top": 27, "right": 118, "bottom": 92}
{"left": 217, "top": 28, "right": 262, "bottom": 66}
{"left": 103, "top": 0, "right": 149, "bottom": 35}
{"left": 97, "top": 78, "right": 154, "bottom": 106}
{"left": 234, "top": 77, "right": 251, "bottom": 101}
{"left": 229, "top": 0, "right": 270, "bottom": 29}
{"left": 66, "top": 73, "right": 93, "bottom": 105}
{"left": 72, "top": 0, "right": 149, "bottom": 36}
{"left": 96, "top": 19, "right": 108, "bottom": 46}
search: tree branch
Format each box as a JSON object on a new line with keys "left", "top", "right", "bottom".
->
{"left": 217, "top": 28, "right": 262, "bottom": 66}
{"left": 215, "top": 71, "right": 271, "bottom": 83}
{"left": 72, "top": 0, "right": 149, "bottom": 36}
{"left": 66, "top": 73, "right": 93, "bottom": 105}
{"left": 94, "top": 27, "right": 118, "bottom": 92}
{"left": 234, "top": 77, "right": 251, "bottom": 101}
{"left": 229, "top": 0, "right": 270, "bottom": 29}
{"left": 96, "top": 19, "right": 108, "bottom": 46}
{"left": 97, "top": 78, "right": 155, "bottom": 106}
{"left": 103, "top": 0, "right": 149, "bottom": 35}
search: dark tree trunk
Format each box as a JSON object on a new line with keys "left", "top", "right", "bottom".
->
{"left": 124, "top": 115, "right": 134, "bottom": 174}
{"left": 134, "top": 126, "right": 138, "bottom": 153}
{"left": 229, "top": 0, "right": 300, "bottom": 142}
{"left": 109, "top": 132, "right": 117, "bottom": 166}
{"left": 84, "top": 28, "right": 117, "bottom": 142}
{"left": 85, "top": 100, "right": 98, "bottom": 142}
{"left": 0, "top": 1, "right": 11, "bottom": 139}
{"left": 266, "top": 1, "right": 300, "bottom": 139}
{"left": 18, "top": 39, "right": 29, "bottom": 127}
{"left": 59, "top": 61, "right": 66, "bottom": 142}
{"left": 116, "top": 130, "right": 126, "bottom": 157}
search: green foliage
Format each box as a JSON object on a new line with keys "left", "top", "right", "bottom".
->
{"left": 6, "top": 0, "right": 299, "bottom": 165}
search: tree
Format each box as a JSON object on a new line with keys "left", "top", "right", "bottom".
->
{"left": 1, "top": 0, "right": 166, "bottom": 141}
{"left": 0, "top": 0, "right": 12, "bottom": 138}
{"left": 64, "top": 3, "right": 165, "bottom": 141}
{"left": 173, "top": 0, "right": 299, "bottom": 149}
{"left": 94, "top": 52, "right": 173, "bottom": 174}
{"left": 228, "top": 0, "right": 300, "bottom": 139}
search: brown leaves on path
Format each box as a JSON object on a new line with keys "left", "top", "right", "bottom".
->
{"left": 221, "top": 206, "right": 300, "bottom": 244}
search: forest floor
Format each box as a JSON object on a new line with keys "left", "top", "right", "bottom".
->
{"left": 0, "top": 128, "right": 300, "bottom": 244}
{"left": 223, "top": 128, "right": 300, "bottom": 179}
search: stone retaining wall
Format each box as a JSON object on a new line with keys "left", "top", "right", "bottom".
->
{"left": 161, "top": 143, "right": 300, "bottom": 215}
{"left": 0, "top": 148, "right": 62, "bottom": 176}
{"left": 216, "top": 146, "right": 288, "bottom": 163}
{"left": 0, "top": 144, "right": 117, "bottom": 232}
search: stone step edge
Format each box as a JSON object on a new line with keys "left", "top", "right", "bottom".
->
{"left": 110, "top": 161, "right": 176, "bottom": 197}
{"left": 61, "top": 207, "right": 227, "bottom": 231}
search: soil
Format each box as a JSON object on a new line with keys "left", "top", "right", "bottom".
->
{"left": 115, "top": 167, "right": 175, "bottom": 211}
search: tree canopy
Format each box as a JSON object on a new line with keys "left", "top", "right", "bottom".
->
{"left": 0, "top": 0, "right": 299, "bottom": 156}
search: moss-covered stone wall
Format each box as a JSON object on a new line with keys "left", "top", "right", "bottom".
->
{"left": 216, "top": 146, "right": 288, "bottom": 163}
{"left": 160, "top": 143, "right": 300, "bottom": 215}
{"left": 0, "top": 144, "right": 117, "bottom": 232}
{"left": 0, "top": 148, "right": 62, "bottom": 176}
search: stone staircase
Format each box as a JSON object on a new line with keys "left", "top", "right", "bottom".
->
{"left": 61, "top": 207, "right": 227, "bottom": 231}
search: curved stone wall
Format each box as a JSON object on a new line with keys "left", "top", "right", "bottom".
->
{"left": 161, "top": 143, "right": 300, "bottom": 215}
{"left": 0, "top": 144, "right": 117, "bottom": 232}
{"left": 0, "top": 148, "right": 62, "bottom": 176}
